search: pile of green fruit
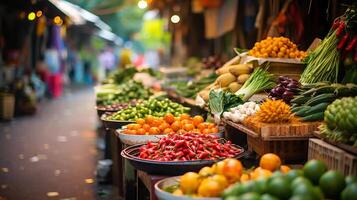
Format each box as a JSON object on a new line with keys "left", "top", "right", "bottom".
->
{"left": 223, "top": 160, "right": 357, "bottom": 200}
{"left": 291, "top": 83, "right": 357, "bottom": 121}
{"left": 319, "top": 96, "right": 357, "bottom": 147}
{"left": 96, "top": 81, "right": 152, "bottom": 106}
{"left": 169, "top": 74, "right": 218, "bottom": 98}
{"left": 107, "top": 98, "right": 190, "bottom": 121}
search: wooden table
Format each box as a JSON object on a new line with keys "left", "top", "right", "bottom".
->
{"left": 137, "top": 170, "right": 169, "bottom": 200}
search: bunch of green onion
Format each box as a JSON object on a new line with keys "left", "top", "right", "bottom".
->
{"left": 235, "top": 67, "right": 276, "bottom": 101}
{"left": 300, "top": 30, "right": 340, "bottom": 84}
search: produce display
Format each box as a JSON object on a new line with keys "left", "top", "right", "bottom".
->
{"left": 223, "top": 159, "right": 357, "bottom": 200}
{"left": 168, "top": 73, "right": 218, "bottom": 98}
{"left": 291, "top": 82, "right": 357, "bottom": 121}
{"left": 138, "top": 133, "right": 242, "bottom": 161}
{"left": 198, "top": 63, "right": 254, "bottom": 102}
{"left": 201, "top": 55, "right": 224, "bottom": 69}
{"left": 268, "top": 76, "right": 300, "bottom": 104}
{"left": 235, "top": 67, "right": 276, "bottom": 101}
{"left": 107, "top": 98, "right": 190, "bottom": 121}
{"left": 96, "top": 81, "right": 152, "bottom": 106}
{"left": 96, "top": 100, "right": 140, "bottom": 112}
{"left": 122, "top": 114, "right": 219, "bottom": 135}
{"left": 319, "top": 96, "right": 357, "bottom": 147}
{"left": 248, "top": 37, "right": 307, "bottom": 59}
{"left": 301, "top": 8, "right": 357, "bottom": 84}
{"left": 223, "top": 102, "right": 260, "bottom": 123}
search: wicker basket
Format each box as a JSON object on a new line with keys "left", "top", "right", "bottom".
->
{"left": 247, "top": 135, "right": 308, "bottom": 162}
{"left": 0, "top": 93, "right": 15, "bottom": 120}
{"left": 308, "top": 138, "right": 357, "bottom": 176}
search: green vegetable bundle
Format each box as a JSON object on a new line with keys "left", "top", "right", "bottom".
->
{"left": 291, "top": 83, "right": 357, "bottom": 121}
{"left": 96, "top": 81, "right": 152, "bottom": 106}
{"left": 108, "top": 98, "right": 190, "bottom": 121}
{"left": 209, "top": 89, "right": 243, "bottom": 122}
{"left": 235, "top": 67, "right": 276, "bottom": 101}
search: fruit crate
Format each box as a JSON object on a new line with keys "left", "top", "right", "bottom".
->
{"left": 247, "top": 134, "right": 308, "bottom": 163}
{"left": 308, "top": 138, "right": 357, "bottom": 176}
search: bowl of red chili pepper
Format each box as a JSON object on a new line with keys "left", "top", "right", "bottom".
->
{"left": 121, "top": 132, "right": 245, "bottom": 175}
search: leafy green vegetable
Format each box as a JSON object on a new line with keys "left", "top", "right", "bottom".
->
{"left": 209, "top": 89, "right": 243, "bottom": 122}
{"left": 235, "top": 67, "right": 276, "bottom": 101}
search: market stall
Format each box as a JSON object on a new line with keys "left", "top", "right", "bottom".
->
{"left": 92, "top": 5, "right": 357, "bottom": 200}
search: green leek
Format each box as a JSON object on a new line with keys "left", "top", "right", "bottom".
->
{"left": 235, "top": 67, "right": 276, "bottom": 101}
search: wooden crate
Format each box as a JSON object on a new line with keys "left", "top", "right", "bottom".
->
{"left": 247, "top": 135, "right": 308, "bottom": 162}
{"left": 308, "top": 139, "right": 357, "bottom": 176}
{"left": 243, "top": 117, "right": 321, "bottom": 140}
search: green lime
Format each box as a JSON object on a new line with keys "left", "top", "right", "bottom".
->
{"left": 289, "top": 195, "right": 313, "bottom": 200}
{"left": 238, "top": 192, "right": 261, "bottom": 200}
{"left": 345, "top": 175, "right": 357, "bottom": 186}
{"left": 241, "top": 181, "right": 260, "bottom": 194}
{"left": 319, "top": 170, "right": 346, "bottom": 198}
{"left": 255, "top": 178, "right": 268, "bottom": 194}
{"left": 286, "top": 169, "right": 304, "bottom": 182}
{"left": 222, "top": 184, "right": 245, "bottom": 198}
{"left": 269, "top": 171, "right": 284, "bottom": 180}
{"left": 293, "top": 184, "right": 323, "bottom": 200}
{"left": 341, "top": 183, "right": 357, "bottom": 200}
{"left": 303, "top": 160, "right": 327, "bottom": 184}
{"left": 225, "top": 196, "right": 240, "bottom": 200}
{"left": 291, "top": 177, "right": 313, "bottom": 189}
{"left": 261, "top": 194, "right": 279, "bottom": 200}
{"left": 267, "top": 177, "right": 292, "bottom": 199}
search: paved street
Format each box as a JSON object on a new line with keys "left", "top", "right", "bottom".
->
{"left": 0, "top": 87, "right": 99, "bottom": 200}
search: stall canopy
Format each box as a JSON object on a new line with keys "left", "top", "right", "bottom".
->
{"left": 48, "top": 0, "right": 122, "bottom": 44}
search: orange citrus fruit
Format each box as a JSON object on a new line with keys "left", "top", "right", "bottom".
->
{"left": 149, "top": 127, "right": 160, "bottom": 135}
{"left": 180, "top": 172, "right": 200, "bottom": 194}
{"left": 183, "top": 123, "right": 195, "bottom": 131}
{"left": 250, "top": 167, "right": 273, "bottom": 180}
{"left": 280, "top": 165, "right": 291, "bottom": 173}
{"left": 259, "top": 153, "right": 282, "bottom": 171}
{"left": 171, "top": 121, "right": 181, "bottom": 131}
{"left": 180, "top": 113, "right": 191, "bottom": 120}
{"left": 164, "top": 113, "right": 175, "bottom": 124}
{"left": 193, "top": 116, "right": 204, "bottom": 126}
{"left": 136, "top": 118, "right": 145, "bottom": 125}
{"left": 137, "top": 128, "right": 146, "bottom": 135}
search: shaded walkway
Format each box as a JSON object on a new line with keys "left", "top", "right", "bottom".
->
{"left": 0, "top": 87, "right": 98, "bottom": 200}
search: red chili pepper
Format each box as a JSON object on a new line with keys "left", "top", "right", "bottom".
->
{"left": 332, "top": 18, "right": 340, "bottom": 30}
{"left": 345, "top": 35, "right": 357, "bottom": 52}
{"left": 336, "top": 22, "right": 345, "bottom": 37}
{"left": 338, "top": 33, "right": 350, "bottom": 50}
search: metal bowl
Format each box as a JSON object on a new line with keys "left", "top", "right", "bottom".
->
{"left": 121, "top": 144, "right": 245, "bottom": 176}
{"left": 155, "top": 176, "right": 221, "bottom": 200}
{"left": 116, "top": 126, "right": 225, "bottom": 145}
{"left": 100, "top": 113, "right": 134, "bottom": 130}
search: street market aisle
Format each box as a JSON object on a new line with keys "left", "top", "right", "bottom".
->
{"left": 0, "top": 87, "right": 99, "bottom": 200}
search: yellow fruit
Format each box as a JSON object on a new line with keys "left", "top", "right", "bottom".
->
{"left": 210, "top": 174, "right": 228, "bottom": 188}
{"left": 259, "top": 153, "right": 282, "bottom": 171}
{"left": 255, "top": 99, "right": 292, "bottom": 123}
{"left": 172, "top": 189, "right": 183, "bottom": 196}
{"left": 240, "top": 173, "right": 251, "bottom": 182}
{"left": 180, "top": 172, "right": 201, "bottom": 194}
{"left": 199, "top": 167, "right": 215, "bottom": 177}
{"left": 280, "top": 165, "right": 291, "bottom": 173}
{"left": 197, "top": 177, "right": 224, "bottom": 197}
{"left": 221, "top": 158, "right": 244, "bottom": 183}
{"left": 212, "top": 160, "right": 226, "bottom": 175}
{"left": 250, "top": 167, "right": 273, "bottom": 180}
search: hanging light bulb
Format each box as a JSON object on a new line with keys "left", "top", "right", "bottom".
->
{"left": 170, "top": 15, "right": 180, "bottom": 24}
{"left": 54, "top": 16, "right": 63, "bottom": 25}
{"left": 138, "top": 0, "right": 147, "bottom": 9}
{"left": 36, "top": 11, "right": 42, "bottom": 17}
{"left": 28, "top": 12, "right": 36, "bottom": 21}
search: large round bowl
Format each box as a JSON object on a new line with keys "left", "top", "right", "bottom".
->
{"left": 121, "top": 144, "right": 245, "bottom": 176}
{"left": 155, "top": 176, "right": 221, "bottom": 200}
{"left": 100, "top": 113, "right": 134, "bottom": 130}
{"left": 95, "top": 107, "right": 118, "bottom": 117}
{"left": 116, "top": 126, "right": 225, "bottom": 145}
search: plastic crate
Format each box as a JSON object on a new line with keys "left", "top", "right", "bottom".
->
{"left": 247, "top": 135, "right": 308, "bottom": 162}
{"left": 308, "top": 138, "right": 357, "bottom": 176}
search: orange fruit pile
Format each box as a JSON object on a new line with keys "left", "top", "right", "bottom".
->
{"left": 248, "top": 37, "right": 307, "bottom": 59}
{"left": 122, "top": 113, "right": 219, "bottom": 135}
